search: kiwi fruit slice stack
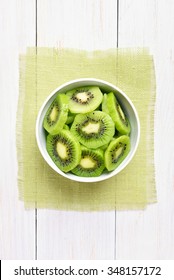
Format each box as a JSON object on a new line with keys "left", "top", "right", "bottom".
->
{"left": 104, "top": 92, "right": 131, "bottom": 135}
{"left": 66, "top": 86, "right": 103, "bottom": 113}
{"left": 72, "top": 146, "right": 105, "bottom": 177}
{"left": 70, "top": 111, "right": 115, "bottom": 149}
{"left": 43, "top": 85, "right": 132, "bottom": 177}
{"left": 43, "top": 93, "right": 68, "bottom": 135}
{"left": 46, "top": 130, "right": 81, "bottom": 172}
{"left": 104, "top": 135, "right": 131, "bottom": 171}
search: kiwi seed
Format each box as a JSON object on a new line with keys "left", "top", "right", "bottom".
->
{"left": 46, "top": 130, "right": 81, "bottom": 172}
{"left": 66, "top": 86, "right": 103, "bottom": 113}
{"left": 70, "top": 111, "right": 115, "bottom": 149}
{"left": 71, "top": 146, "right": 105, "bottom": 177}
{"left": 104, "top": 135, "right": 131, "bottom": 171}
{"left": 43, "top": 93, "right": 68, "bottom": 135}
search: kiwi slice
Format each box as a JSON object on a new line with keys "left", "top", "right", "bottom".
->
{"left": 66, "top": 86, "right": 103, "bottom": 113}
{"left": 71, "top": 146, "right": 105, "bottom": 177}
{"left": 106, "top": 92, "right": 131, "bottom": 135}
{"left": 65, "top": 112, "right": 75, "bottom": 124}
{"left": 63, "top": 124, "right": 69, "bottom": 130}
{"left": 104, "top": 135, "right": 131, "bottom": 171}
{"left": 46, "top": 130, "right": 81, "bottom": 172}
{"left": 70, "top": 111, "right": 115, "bottom": 149}
{"left": 43, "top": 93, "right": 68, "bottom": 135}
{"left": 101, "top": 93, "right": 109, "bottom": 114}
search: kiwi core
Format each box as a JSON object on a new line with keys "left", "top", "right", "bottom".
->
{"left": 82, "top": 122, "right": 100, "bottom": 134}
{"left": 56, "top": 142, "right": 67, "bottom": 159}
{"left": 76, "top": 91, "right": 92, "bottom": 103}
{"left": 114, "top": 146, "right": 123, "bottom": 159}
{"left": 49, "top": 106, "right": 58, "bottom": 122}
{"left": 117, "top": 103, "right": 126, "bottom": 121}
{"left": 80, "top": 157, "right": 96, "bottom": 168}
{"left": 112, "top": 145, "right": 125, "bottom": 163}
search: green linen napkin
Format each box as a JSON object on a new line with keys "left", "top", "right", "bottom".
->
{"left": 17, "top": 47, "right": 157, "bottom": 211}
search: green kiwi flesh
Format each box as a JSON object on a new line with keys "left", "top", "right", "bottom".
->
{"left": 104, "top": 135, "right": 131, "bottom": 171}
{"left": 71, "top": 146, "right": 105, "bottom": 177}
{"left": 70, "top": 111, "right": 115, "bottom": 149}
{"left": 46, "top": 130, "right": 81, "bottom": 172}
{"left": 66, "top": 112, "right": 75, "bottom": 124}
{"left": 66, "top": 86, "right": 103, "bottom": 113}
{"left": 63, "top": 124, "right": 69, "bottom": 130}
{"left": 43, "top": 93, "right": 68, "bottom": 135}
{"left": 101, "top": 93, "right": 109, "bottom": 114}
{"left": 106, "top": 92, "right": 131, "bottom": 135}
{"left": 42, "top": 86, "right": 133, "bottom": 177}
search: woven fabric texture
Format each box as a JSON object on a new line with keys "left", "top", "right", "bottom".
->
{"left": 17, "top": 48, "right": 157, "bottom": 211}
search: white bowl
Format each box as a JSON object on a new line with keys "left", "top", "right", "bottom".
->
{"left": 36, "top": 78, "right": 140, "bottom": 182}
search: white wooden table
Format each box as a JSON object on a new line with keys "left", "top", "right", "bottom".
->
{"left": 0, "top": 0, "right": 174, "bottom": 259}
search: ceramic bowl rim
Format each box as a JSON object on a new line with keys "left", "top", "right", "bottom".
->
{"left": 36, "top": 78, "right": 140, "bottom": 183}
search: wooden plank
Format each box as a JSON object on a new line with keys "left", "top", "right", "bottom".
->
{"left": 37, "top": 0, "right": 118, "bottom": 50}
{"left": 38, "top": 210, "right": 116, "bottom": 259}
{"left": 0, "top": 0, "right": 36, "bottom": 259}
{"left": 36, "top": 0, "right": 117, "bottom": 259}
{"left": 118, "top": 0, "right": 156, "bottom": 48}
{"left": 116, "top": 0, "right": 174, "bottom": 259}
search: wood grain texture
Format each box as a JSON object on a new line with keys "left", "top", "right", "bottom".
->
{"left": 37, "top": 210, "right": 115, "bottom": 259}
{"left": 116, "top": 0, "right": 174, "bottom": 259}
{"left": 36, "top": 0, "right": 117, "bottom": 260}
{"left": 37, "top": 0, "right": 117, "bottom": 50}
{"left": 0, "top": 0, "right": 36, "bottom": 259}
